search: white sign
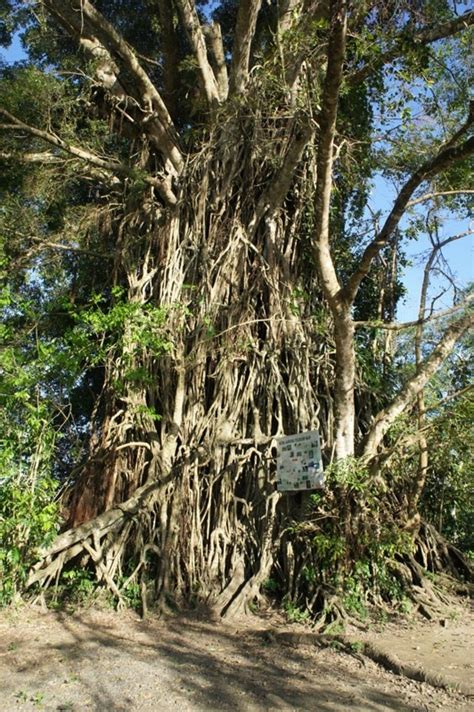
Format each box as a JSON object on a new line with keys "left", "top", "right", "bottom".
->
{"left": 276, "top": 431, "right": 324, "bottom": 492}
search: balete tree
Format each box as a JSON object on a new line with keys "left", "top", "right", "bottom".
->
{"left": 0, "top": 0, "right": 472, "bottom": 621}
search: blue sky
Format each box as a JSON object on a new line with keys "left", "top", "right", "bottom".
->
{"left": 369, "top": 178, "right": 473, "bottom": 323}
{"left": 1, "top": 31, "right": 24, "bottom": 63}
{"left": 2, "top": 31, "right": 472, "bottom": 323}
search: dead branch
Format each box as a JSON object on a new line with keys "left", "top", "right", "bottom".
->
{"left": 354, "top": 292, "right": 474, "bottom": 331}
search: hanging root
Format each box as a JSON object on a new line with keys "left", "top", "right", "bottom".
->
{"left": 30, "top": 105, "right": 331, "bottom": 615}
{"left": 273, "top": 488, "right": 473, "bottom": 629}
{"left": 28, "top": 454, "right": 283, "bottom": 617}
{"left": 25, "top": 100, "right": 472, "bottom": 624}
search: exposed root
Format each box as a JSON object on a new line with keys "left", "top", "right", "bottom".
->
{"left": 351, "top": 639, "right": 472, "bottom": 696}
{"left": 257, "top": 628, "right": 472, "bottom": 697}
{"left": 416, "top": 521, "right": 473, "bottom": 583}
{"left": 27, "top": 478, "right": 167, "bottom": 589}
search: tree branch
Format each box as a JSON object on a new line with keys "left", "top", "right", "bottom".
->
{"left": 41, "top": 0, "right": 183, "bottom": 174}
{"left": 0, "top": 109, "right": 124, "bottom": 171}
{"left": 0, "top": 150, "right": 65, "bottom": 164}
{"left": 406, "top": 189, "right": 474, "bottom": 207}
{"left": 440, "top": 99, "right": 474, "bottom": 150}
{"left": 374, "top": 384, "right": 473, "bottom": 460}
{"left": 282, "top": 0, "right": 329, "bottom": 92}
{"left": 229, "top": 0, "right": 263, "bottom": 95}
{"left": 354, "top": 292, "right": 474, "bottom": 331}
{"left": 28, "top": 235, "right": 112, "bottom": 259}
{"left": 27, "top": 475, "right": 173, "bottom": 586}
{"left": 361, "top": 311, "right": 474, "bottom": 459}
{"left": 0, "top": 148, "right": 124, "bottom": 186}
{"left": 0, "top": 109, "right": 177, "bottom": 204}
{"left": 249, "top": 121, "right": 314, "bottom": 232}
{"left": 350, "top": 11, "right": 474, "bottom": 85}
{"left": 343, "top": 133, "right": 474, "bottom": 304}
{"left": 204, "top": 21, "right": 229, "bottom": 101}
{"left": 175, "top": 0, "right": 220, "bottom": 106}
{"left": 3, "top": 221, "right": 114, "bottom": 261}
{"left": 157, "top": 0, "right": 181, "bottom": 117}
{"left": 311, "top": 0, "right": 347, "bottom": 306}
{"left": 277, "top": 0, "right": 302, "bottom": 35}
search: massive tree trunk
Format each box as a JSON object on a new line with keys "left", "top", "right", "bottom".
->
{"left": 3, "top": 0, "right": 472, "bottom": 616}
{"left": 44, "top": 111, "right": 327, "bottom": 612}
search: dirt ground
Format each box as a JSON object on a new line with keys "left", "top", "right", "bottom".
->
{"left": 0, "top": 603, "right": 472, "bottom": 712}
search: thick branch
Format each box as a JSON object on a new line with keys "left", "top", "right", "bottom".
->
{"left": 204, "top": 21, "right": 229, "bottom": 101}
{"left": 311, "top": 0, "right": 347, "bottom": 306}
{"left": 175, "top": 0, "right": 220, "bottom": 105}
{"left": 75, "top": 1, "right": 177, "bottom": 131}
{"left": 229, "top": 0, "right": 263, "bottom": 95}
{"left": 157, "top": 0, "right": 181, "bottom": 117}
{"left": 250, "top": 122, "right": 313, "bottom": 232}
{"left": 0, "top": 150, "right": 64, "bottom": 164}
{"left": 441, "top": 100, "right": 474, "bottom": 150}
{"left": 278, "top": 0, "right": 302, "bottom": 35}
{"left": 361, "top": 311, "right": 474, "bottom": 459}
{"left": 41, "top": 0, "right": 183, "bottom": 174}
{"left": 343, "top": 134, "right": 474, "bottom": 304}
{"left": 350, "top": 11, "right": 474, "bottom": 85}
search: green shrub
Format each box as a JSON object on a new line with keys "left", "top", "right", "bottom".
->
{"left": 283, "top": 598, "right": 310, "bottom": 623}
{"left": 0, "top": 474, "right": 59, "bottom": 605}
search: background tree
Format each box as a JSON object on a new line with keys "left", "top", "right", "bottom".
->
{"left": 0, "top": 0, "right": 472, "bottom": 618}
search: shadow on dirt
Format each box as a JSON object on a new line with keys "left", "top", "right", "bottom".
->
{"left": 0, "top": 607, "right": 436, "bottom": 711}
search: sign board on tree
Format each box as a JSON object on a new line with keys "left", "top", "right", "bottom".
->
{"left": 276, "top": 431, "right": 324, "bottom": 492}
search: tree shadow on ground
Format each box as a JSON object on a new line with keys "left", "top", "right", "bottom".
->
{"left": 0, "top": 607, "right": 432, "bottom": 711}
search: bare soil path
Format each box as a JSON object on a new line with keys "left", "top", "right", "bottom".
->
{"left": 0, "top": 605, "right": 472, "bottom": 711}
